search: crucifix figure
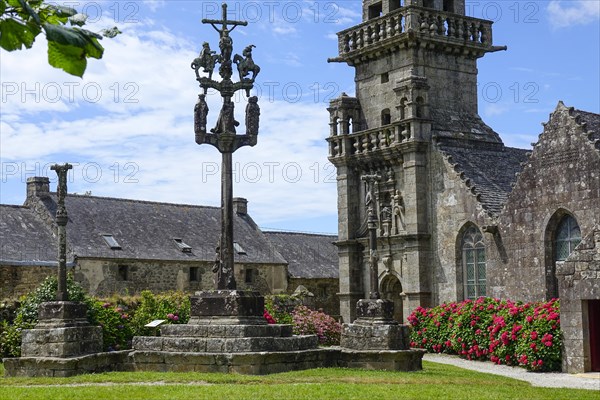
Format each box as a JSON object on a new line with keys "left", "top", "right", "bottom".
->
{"left": 362, "top": 174, "right": 381, "bottom": 300}
{"left": 51, "top": 163, "right": 73, "bottom": 301}
{"left": 193, "top": 3, "right": 260, "bottom": 290}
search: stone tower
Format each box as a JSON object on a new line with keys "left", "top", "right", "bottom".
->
{"left": 328, "top": 0, "right": 506, "bottom": 323}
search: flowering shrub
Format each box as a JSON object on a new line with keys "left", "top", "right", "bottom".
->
{"left": 87, "top": 301, "right": 134, "bottom": 351}
{"left": 291, "top": 305, "right": 341, "bottom": 346}
{"left": 264, "top": 295, "right": 300, "bottom": 325}
{"left": 128, "top": 290, "right": 190, "bottom": 336}
{"left": 263, "top": 308, "right": 276, "bottom": 324}
{"left": 408, "top": 297, "right": 561, "bottom": 371}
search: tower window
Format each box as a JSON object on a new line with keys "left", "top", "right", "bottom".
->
{"left": 443, "top": 0, "right": 454, "bottom": 12}
{"left": 423, "top": 0, "right": 435, "bottom": 9}
{"left": 368, "top": 2, "right": 383, "bottom": 19}
{"left": 381, "top": 72, "right": 389, "bottom": 83}
{"left": 462, "top": 226, "right": 486, "bottom": 300}
{"left": 555, "top": 215, "right": 581, "bottom": 261}
{"left": 381, "top": 109, "right": 391, "bottom": 125}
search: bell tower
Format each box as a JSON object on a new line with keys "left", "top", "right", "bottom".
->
{"left": 328, "top": 0, "right": 505, "bottom": 322}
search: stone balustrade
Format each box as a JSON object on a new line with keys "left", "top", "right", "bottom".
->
{"left": 328, "top": 121, "right": 411, "bottom": 158}
{"left": 336, "top": 6, "right": 493, "bottom": 57}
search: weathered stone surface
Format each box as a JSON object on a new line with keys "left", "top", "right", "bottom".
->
{"left": 36, "top": 301, "right": 89, "bottom": 328}
{"left": 338, "top": 348, "right": 425, "bottom": 372}
{"left": 21, "top": 326, "right": 102, "bottom": 357}
{"left": 340, "top": 323, "right": 410, "bottom": 350}
{"left": 355, "top": 299, "right": 397, "bottom": 324}
{"left": 190, "top": 290, "right": 265, "bottom": 322}
{"left": 3, "top": 351, "right": 132, "bottom": 377}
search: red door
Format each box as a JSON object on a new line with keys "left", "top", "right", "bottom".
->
{"left": 589, "top": 300, "right": 600, "bottom": 372}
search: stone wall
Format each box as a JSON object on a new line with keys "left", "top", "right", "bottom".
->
{"left": 488, "top": 105, "right": 600, "bottom": 302}
{"left": 429, "top": 150, "right": 494, "bottom": 304}
{"left": 556, "top": 227, "right": 600, "bottom": 373}
{"left": 0, "top": 265, "right": 55, "bottom": 300}
{"left": 73, "top": 258, "right": 288, "bottom": 298}
{"left": 287, "top": 278, "right": 340, "bottom": 317}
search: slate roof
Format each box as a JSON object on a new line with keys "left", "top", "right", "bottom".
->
{"left": 0, "top": 205, "right": 56, "bottom": 263}
{"left": 35, "top": 193, "right": 287, "bottom": 264}
{"left": 437, "top": 142, "right": 530, "bottom": 216}
{"left": 264, "top": 232, "right": 339, "bottom": 279}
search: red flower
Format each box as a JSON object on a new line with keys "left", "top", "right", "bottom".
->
{"left": 530, "top": 331, "right": 538, "bottom": 340}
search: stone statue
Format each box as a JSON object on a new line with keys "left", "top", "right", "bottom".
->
{"left": 393, "top": 190, "right": 405, "bottom": 234}
{"left": 194, "top": 94, "right": 209, "bottom": 142}
{"left": 211, "top": 101, "right": 239, "bottom": 134}
{"left": 233, "top": 45, "right": 261, "bottom": 82}
{"left": 191, "top": 42, "right": 218, "bottom": 80}
{"left": 245, "top": 96, "right": 260, "bottom": 135}
{"left": 386, "top": 167, "right": 395, "bottom": 183}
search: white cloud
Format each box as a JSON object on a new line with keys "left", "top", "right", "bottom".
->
{"left": 483, "top": 103, "right": 510, "bottom": 117}
{"left": 547, "top": 0, "right": 600, "bottom": 28}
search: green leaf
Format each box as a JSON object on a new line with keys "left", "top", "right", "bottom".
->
{"left": 43, "top": 22, "right": 86, "bottom": 47}
{"left": 46, "top": 4, "right": 77, "bottom": 17}
{"left": 17, "top": 0, "right": 41, "bottom": 25}
{"left": 0, "top": 18, "right": 38, "bottom": 50}
{"left": 47, "top": 39, "right": 86, "bottom": 77}
{"left": 0, "top": 0, "right": 7, "bottom": 16}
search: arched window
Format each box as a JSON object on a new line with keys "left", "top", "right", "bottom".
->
{"left": 555, "top": 215, "right": 581, "bottom": 261}
{"left": 462, "top": 226, "right": 486, "bottom": 300}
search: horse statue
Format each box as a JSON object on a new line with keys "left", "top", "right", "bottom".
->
{"left": 233, "top": 45, "right": 260, "bottom": 82}
{"left": 191, "top": 42, "right": 219, "bottom": 80}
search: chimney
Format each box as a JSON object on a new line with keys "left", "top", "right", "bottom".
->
{"left": 233, "top": 197, "right": 248, "bottom": 215}
{"left": 26, "top": 177, "right": 50, "bottom": 199}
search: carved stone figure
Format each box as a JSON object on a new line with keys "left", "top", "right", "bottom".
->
{"left": 234, "top": 45, "right": 261, "bottom": 82}
{"left": 245, "top": 96, "right": 260, "bottom": 135}
{"left": 211, "top": 101, "right": 239, "bottom": 134}
{"left": 194, "top": 94, "right": 209, "bottom": 141}
{"left": 393, "top": 190, "right": 405, "bottom": 234}
{"left": 191, "top": 42, "right": 218, "bottom": 80}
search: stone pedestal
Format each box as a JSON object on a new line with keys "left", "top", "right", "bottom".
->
{"left": 3, "top": 301, "right": 128, "bottom": 377}
{"left": 21, "top": 302, "right": 102, "bottom": 358}
{"left": 131, "top": 290, "right": 329, "bottom": 374}
{"left": 339, "top": 299, "right": 424, "bottom": 371}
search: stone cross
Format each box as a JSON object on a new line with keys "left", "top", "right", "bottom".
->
{"left": 362, "top": 174, "right": 381, "bottom": 299}
{"left": 193, "top": 3, "right": 260, "bottom": 290}
{"left": 51, "top": 163, "right": 73, "bottom": 301}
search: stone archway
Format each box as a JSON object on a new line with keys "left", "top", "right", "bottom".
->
{"left": 380, "top": 274, "right": 403, "bottom": 323}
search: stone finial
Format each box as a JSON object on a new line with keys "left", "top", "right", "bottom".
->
{"left": 26, "top": 177, "right": 50, "bottom": 199}
{"left": 233, "top": 197, "right": 248, "bottom": 214}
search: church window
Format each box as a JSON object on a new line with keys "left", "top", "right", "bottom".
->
{"left": 462, "top": 226, "right": 486, "bottom": 300}
{"left": 381, "top": 108, "right": 391, "bottom": 125}
{"left": 423, "top": 0, "right": 435, "bottom": 9}
{"left": 555, "top": 215, "right": 581, "bottom": 261}
{"left": 443, "top": 0, "right": 454, "bottom": 12}
{"left": 381, "top": 72, "right": 389, "bottom": 83}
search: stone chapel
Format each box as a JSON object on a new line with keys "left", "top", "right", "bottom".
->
{"left": 327, "top": 0, "right": 600, "bottom": 373}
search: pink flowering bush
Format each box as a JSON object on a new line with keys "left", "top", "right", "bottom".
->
{"left": 408, "top": 297, "right": 561, "bottom": 371}
{"left": 129, "top": 290, "right": 190, "bottom": 336}
{"left": 291, "top": 305, "right": 341, "bottom": 346}
{"left": 263, "top": 308, "right": 276, "bottom": 324}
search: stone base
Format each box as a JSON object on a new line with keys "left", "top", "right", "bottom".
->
{"left": 190, "top": 290, "right": 265, "bottom": 325}
{"left": 3, "top": 351, "right": 132, "bottom": 377}
{"left": 355, "top": 299, "right": 397, "bottom": 324}
{"left": 21, "top": 301, "right": 103, "bottom": 358}
{"left": 340, "top": 323, "right": 410, "bottom": 350}
{"left": 130, "top": 348, "right": 338, "bottom": 375}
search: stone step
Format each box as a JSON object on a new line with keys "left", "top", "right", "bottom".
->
{"left": 160, "top": 323, "right": 293, "bottom": 338}
{"left": 133, "top": 334, "right": 318, "bottom": 353}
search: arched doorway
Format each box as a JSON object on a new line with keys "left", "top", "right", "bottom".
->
{"left": 380, "top": 274, "right": 403, "bottom": 322}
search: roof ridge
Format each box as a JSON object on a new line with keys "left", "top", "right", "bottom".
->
{"left": 263, "top": 229, "right": 337, "bottom": 237}
{"left": 53, "top": 192, "right": 221, "bottom": 210}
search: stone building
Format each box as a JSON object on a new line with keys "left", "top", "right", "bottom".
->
{"left": 0, "top": 177, "right": 339, "bottom": 315}
{"left": 327, "top": 0, "right": 600, "bottom": 372}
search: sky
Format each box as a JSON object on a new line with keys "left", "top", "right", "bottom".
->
{"left": 1, "top": 0, "right": 599, "bottom": 234}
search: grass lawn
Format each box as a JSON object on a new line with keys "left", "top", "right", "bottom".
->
{"left": 0, "top": 361, "right": 596, "bottom": 400}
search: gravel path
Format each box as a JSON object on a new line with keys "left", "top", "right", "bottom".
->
{"left": 424, "top": 353, "right": 600, "bottom": 391}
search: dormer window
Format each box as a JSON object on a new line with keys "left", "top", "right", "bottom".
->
{"left": 174, "top": 238, "right": 192, "bottom": 253}
{"left": 233, "top": 242, "right": 247, "bottom": 255}
{"left": 102, "top": 234, "right": 121, "bottom": 250}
